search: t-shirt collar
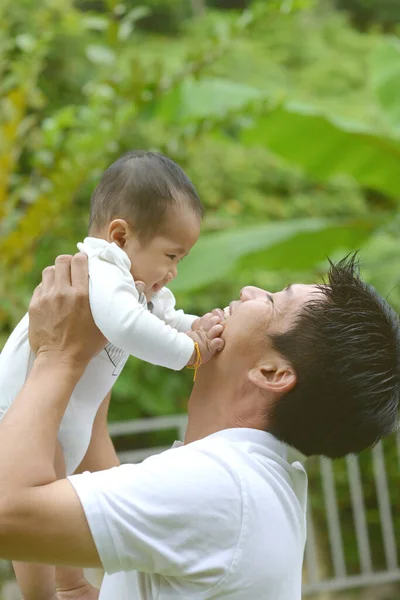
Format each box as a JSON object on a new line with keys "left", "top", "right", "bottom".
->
{"left": 173, "top": 427, "right": 293, "bottom": 461}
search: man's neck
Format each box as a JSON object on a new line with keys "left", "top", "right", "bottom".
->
{"left": 184, "top": 374, "right": 269, "bottom": 444}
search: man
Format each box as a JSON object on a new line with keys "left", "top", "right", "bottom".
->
{"left": 0, "top": 252, "right": 398, "bottom": 600}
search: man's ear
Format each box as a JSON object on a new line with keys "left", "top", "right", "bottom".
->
{"left": 108, "top": 219, "right": 130, "bottom": 247}
{"left": 248, "top": 362, "right": 297, "bottom": 394}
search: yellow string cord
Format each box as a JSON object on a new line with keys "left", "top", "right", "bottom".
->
{"left": 186, "top": 341, "right": 202, "bottom": 381}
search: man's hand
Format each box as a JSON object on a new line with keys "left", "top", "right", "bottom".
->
{"left": 28, "top": 254, "right": 106, "bottom": 367}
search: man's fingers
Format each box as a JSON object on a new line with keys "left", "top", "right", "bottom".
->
{"left": 55, "top": 255, "right": 73, "bottom": 289}
{"left": 71, "top": 252, "right": 89, "bottom": 294}
{"left": 29, "top": 283, "right": 42, "bottom": 309}
{"left": 41, "top": 266, "right": 55, "bottom": 293}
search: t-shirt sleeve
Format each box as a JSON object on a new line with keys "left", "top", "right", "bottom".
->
{"left": 83, "top": 251, "right": 194, "bottom": 370}
{"left": 68, "top": 445, "right": 243, "bottom": 580}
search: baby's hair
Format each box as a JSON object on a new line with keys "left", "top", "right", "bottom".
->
{"left": 89, "top": 150, "right": 203, "bottom": 242}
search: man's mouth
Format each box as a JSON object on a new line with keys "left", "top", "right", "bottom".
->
{"left": 223, "top": 306, "right": 231, "bottom": 319}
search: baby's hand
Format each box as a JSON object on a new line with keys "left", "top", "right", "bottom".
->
{"left": 186, "top": 321, "right": 224, "bottom": 368}
{"left": 191, "top": 310, "right": 224, "bottom": 333}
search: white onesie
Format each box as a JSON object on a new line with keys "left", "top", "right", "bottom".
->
{"left": 0, "top": 237, "right": 197, "bottom": 475}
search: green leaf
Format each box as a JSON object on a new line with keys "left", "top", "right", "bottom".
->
{"left": 85, "top": 45, "right": 116, "bottom": 66}
{"left": 157, "top": 77, "right": 265, "bottom": 124}
{"left": 241, "top": 101, "right": 400, "bottom": 199}
{"left": 82, "top": 16, "right": 108, "bottom": 31}
{"left": 118, "top": 7, "right": 151, "bottom": 41}
{"left": 237, "top": 219, "right": 377, "bottom": 272}
{"left": 170, "top": 217, "right": 356, "bottom": 292}
{"left": 369, "top": 37, "right": 400, "bottom": 134}
{"left": 15, "top": 33, "right": 36, "bottom": 52}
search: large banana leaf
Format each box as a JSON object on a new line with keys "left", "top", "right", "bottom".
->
{"left": 237, "top": 219, "right": 377, "bottom": 273}
{"left": 170, "top": 218, "right": 376, "bottom": 292}
{"left": 154, "top": 76, "right": 265, "bottom": 123}
{"left": 369, "top": 37, "right": 400, "bottom": 135}
{"left": 240, "top": 102, "right": 400, "bottom": 199}
{"left": 156, "top": 76, "right": 400, "bottom": 199}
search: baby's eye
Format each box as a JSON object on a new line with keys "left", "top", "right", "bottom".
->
{"left": 166, "top": 254, "right": 177, "bottom": 260}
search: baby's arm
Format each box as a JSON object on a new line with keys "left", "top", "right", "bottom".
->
{"left": 86, "top": 256, "right": 196, "bottom": 371}
{"left": 151, "top": 288, "right": 226, "bottom": 367}
{"left": 12, "top": 441, "right": 66, "bottom": 600}
{"left": 151, "top": 287, "right": 199, "bottom": 333}
{"left": 151, "top": 288, "right": 227, "bottom": 335}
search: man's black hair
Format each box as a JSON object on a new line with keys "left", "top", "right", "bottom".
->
{"left": 270, "top": 254, "right": 400, "bottom": 459}
{"left": 89, "top": 150, "right": 203, "bottom": 241}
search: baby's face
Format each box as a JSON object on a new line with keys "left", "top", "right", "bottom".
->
{"left": 125, "top": 207, "right": 201, "bottom": 299}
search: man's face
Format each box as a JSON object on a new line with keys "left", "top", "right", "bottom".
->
{"left": 219, "top": 283, "right": 323, "bottom": 367}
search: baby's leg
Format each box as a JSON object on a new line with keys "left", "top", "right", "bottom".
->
{"left": 12, "top": 440, "right": 66, "bottom": 600}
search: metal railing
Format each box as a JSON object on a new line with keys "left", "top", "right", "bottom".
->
{"left": 302, "top": 437, "right": 400, "bottom": 595}
{"left": 109, "top": 416, "right": 400, "bottom": 596}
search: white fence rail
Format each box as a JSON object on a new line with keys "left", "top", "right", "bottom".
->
{"left": 109, "top": 416, "right": 400, "bottom": 596}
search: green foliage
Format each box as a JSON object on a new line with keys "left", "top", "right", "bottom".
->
{"left": 134, "top": 0, "right": 191, "bottom": 35}
{"left": 171, "top": 217, "right": 377, "bottom": 292}
{"left": 241, "top": 101, "right": 400, "bottom": 198}
{"left": 335, "top": 0, "right": 400, "bottom": 32}
{"left": 2, "top": 0, "right": 400, "bottom": 577}
{"left": 208, "top": 0, "right": 252, "bottom": 9}
{"left": 2, "top": 0, "right": 400, "bottom": 415}
{"left": 369, "top": 36, "right": 400, "bottom": 134}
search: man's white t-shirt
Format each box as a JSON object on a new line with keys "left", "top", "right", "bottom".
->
{"left": 69, "top": 428, "right": 308, "bottom": 599}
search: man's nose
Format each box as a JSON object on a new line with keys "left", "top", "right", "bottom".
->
{"left": 240, "top": 286, "right": 264, "bottom": 301}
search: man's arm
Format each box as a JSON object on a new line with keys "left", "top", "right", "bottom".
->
{"left": 0, "top": 357, "right": 102, "bottom": 567}
{"left": 12, "top": 441, "right": 67, "bottom": 600}
{"left": 0, "top": 255, "right": 105, "bottom": 567}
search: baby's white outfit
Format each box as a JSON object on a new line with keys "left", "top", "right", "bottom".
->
{"left": 0, "top": 238, "right": 197, "bottom": 475}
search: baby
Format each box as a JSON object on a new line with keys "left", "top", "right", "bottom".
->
{"left": 0, "top": 150, "right": 224, "bottom": 599}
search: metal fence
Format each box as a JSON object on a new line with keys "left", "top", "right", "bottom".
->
{"left": 109, "top": 416, "right": 400, "bottom": 596}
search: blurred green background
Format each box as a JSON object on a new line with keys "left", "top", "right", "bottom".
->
{"left": 2, "top": 0, "right": 400, "bottom": 597}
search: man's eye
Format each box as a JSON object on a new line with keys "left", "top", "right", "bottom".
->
{"left": 166, "top": 254, "right": 176, "bottom": 260}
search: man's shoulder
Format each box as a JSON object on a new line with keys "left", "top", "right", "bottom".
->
{"left": 143, "top": 439, "right": 244, "bottom": 500}
{"left": 188, "top": 430, "right": 308, "bottom": 519}
{"left": 71, "top": 440, "right": 244, "bottom": 508}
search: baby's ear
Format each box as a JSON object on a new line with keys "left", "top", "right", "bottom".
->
{"left": 108, "top": 219, "right": 130, "bottom": 246}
